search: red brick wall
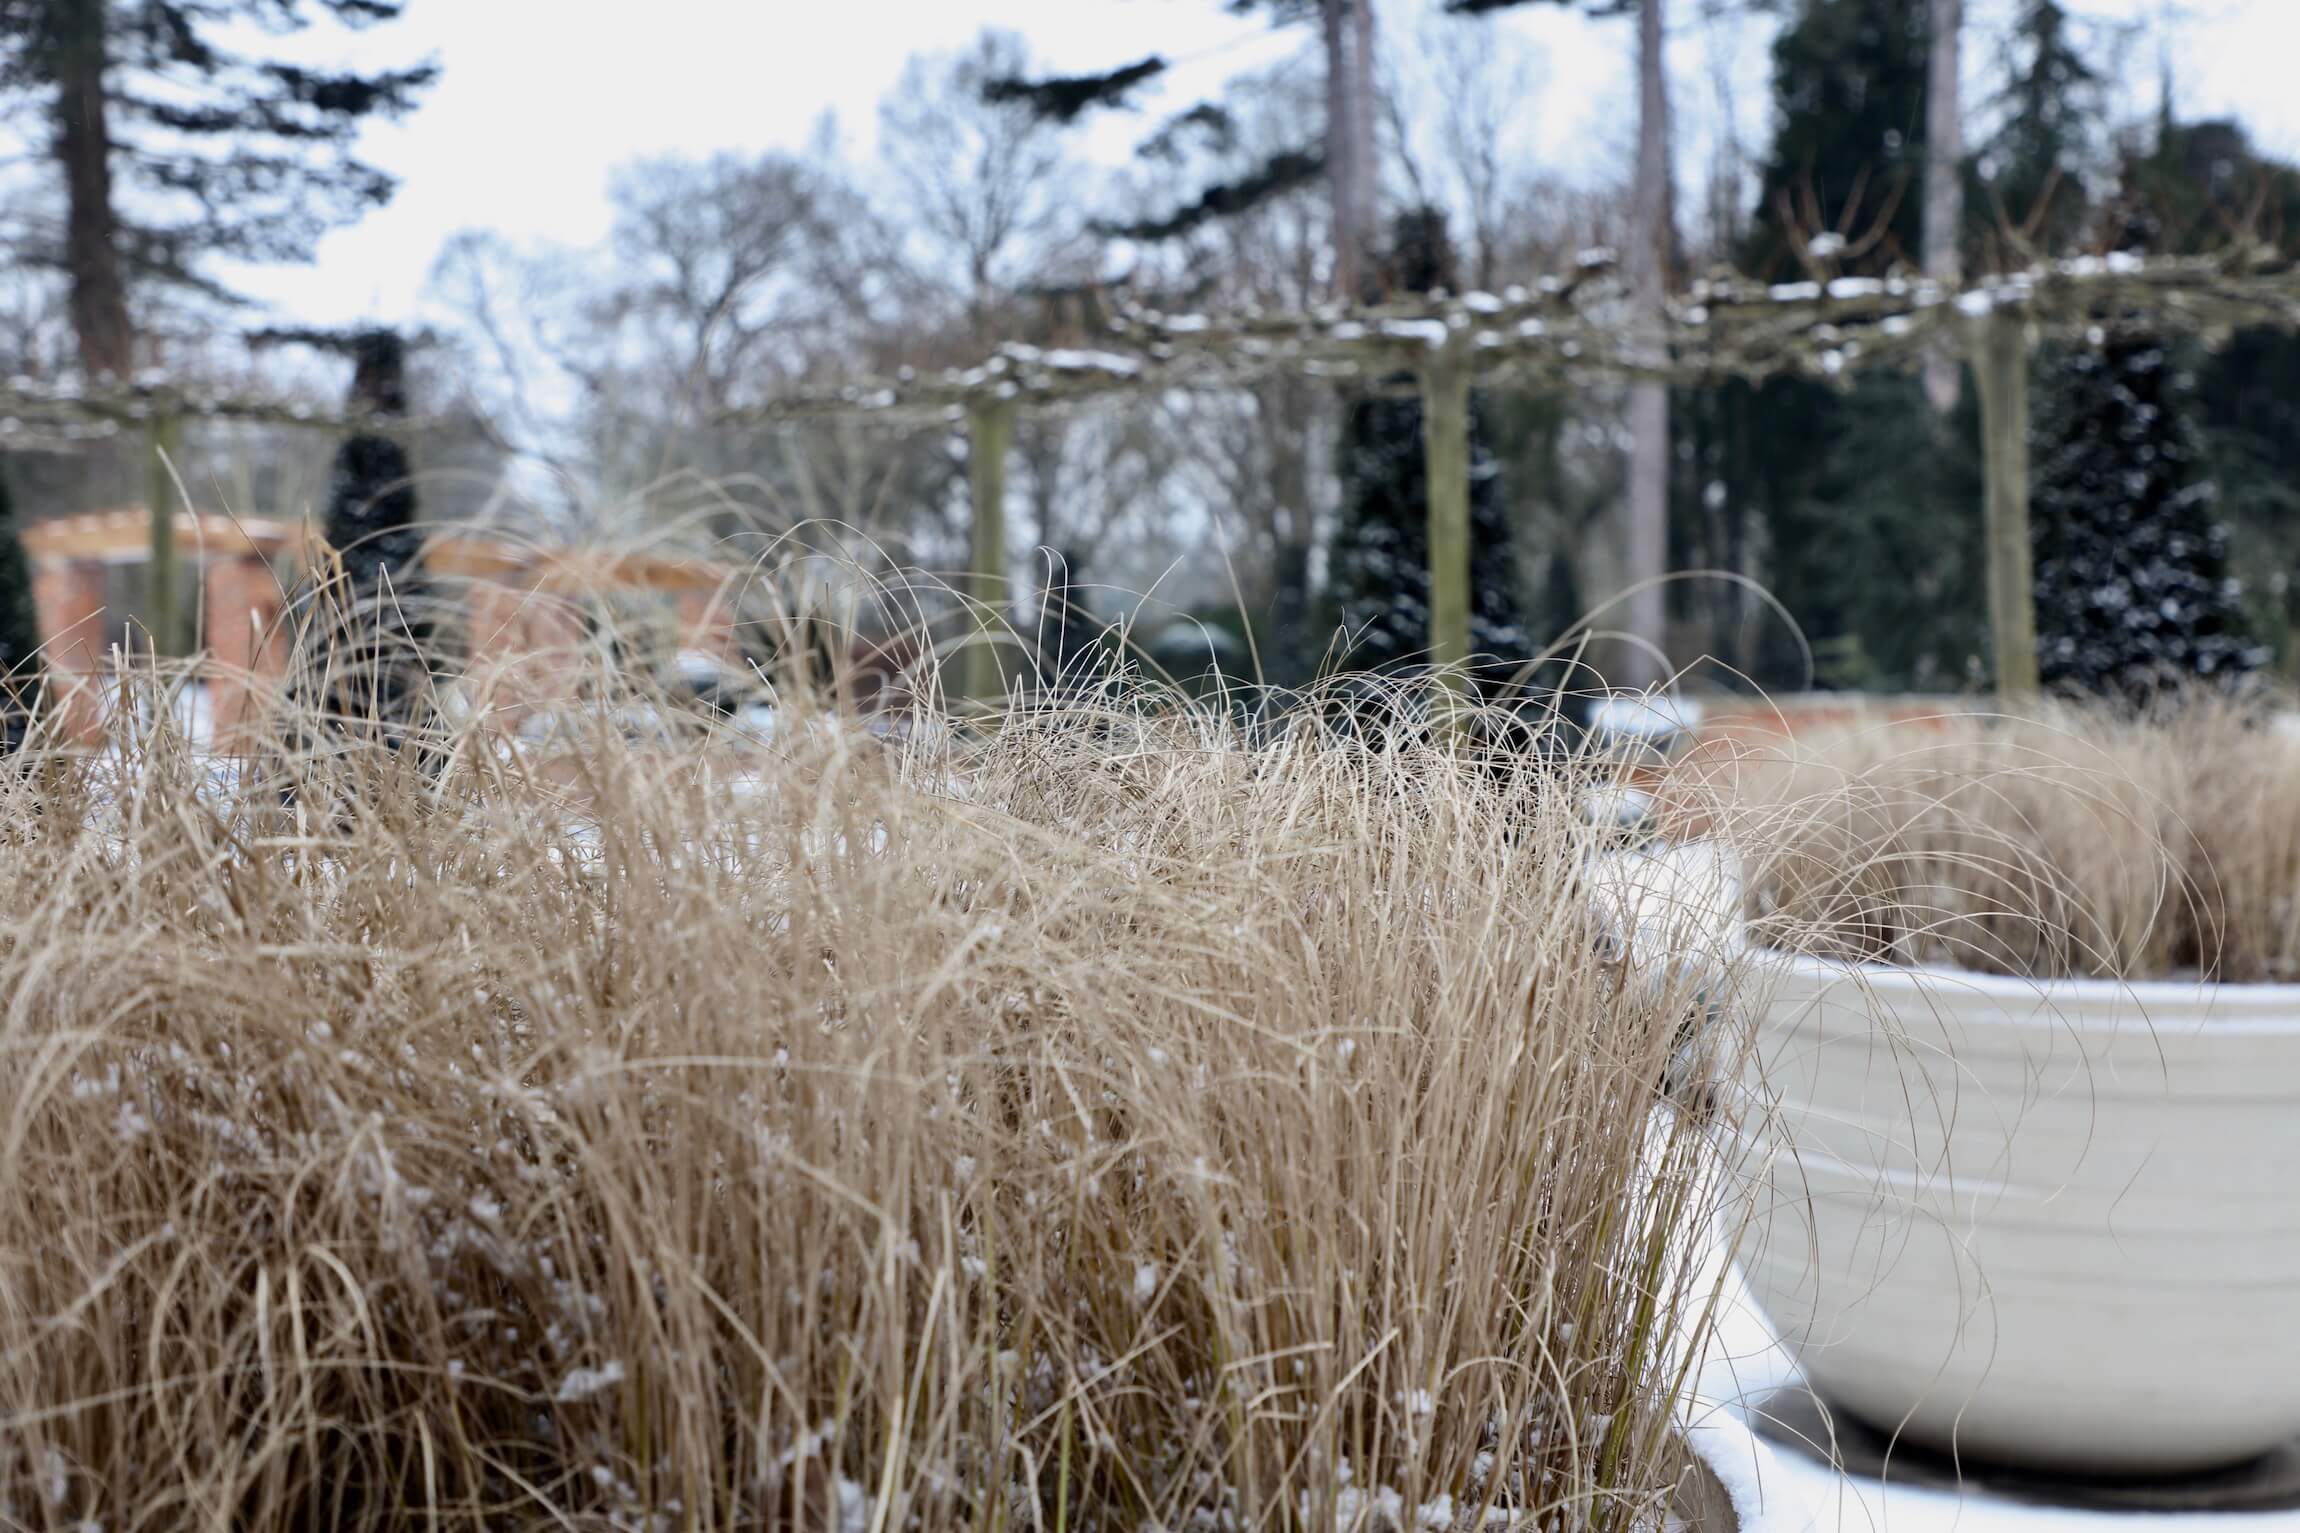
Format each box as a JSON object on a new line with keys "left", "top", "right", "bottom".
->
{"left": 674, "top": 588, "right": 737, "bottom": 666}
{"left": 32, "top": 560, "right": 108, "bottom": 744}
{"left": 202, "top": 555, "right": 287, "bottom": 749}
{"left": 461, "top": 580, "right": 584, "bottom": 737}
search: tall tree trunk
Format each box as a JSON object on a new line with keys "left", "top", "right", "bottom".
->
{"left": 51, "top": 0, "right": 132, "bottom": 381}
{"left": 1923, "top": 0, "right": 1964, "bottom": 414}
{"left": 1348, "top": 0, "right": 1378, "bottom": 292}
{"left": 1622, "top": 0, "right": 1672, "bottom": 693}
{"left": 1322, "top": 0, "right": 1379, "bottom": 302}
{"left": 1323, "top": 0, "right": 1362, "bottom": 302}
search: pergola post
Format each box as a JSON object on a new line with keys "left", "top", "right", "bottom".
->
{"left": 1969, "top": 311, "right": 2039, "bottom": 698}
{"left": 1419, "top": 346, "right": 1473, "bottom": 717}
{"left": 962, "top": 397, "right": 1014, "bottom": 703}
{"left": 145, "top": 411, "right": 182, "bottom": 658}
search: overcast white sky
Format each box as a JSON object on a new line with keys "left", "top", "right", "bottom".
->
{"left": 214, "top": 0, "right": 2300, "bottom": 333}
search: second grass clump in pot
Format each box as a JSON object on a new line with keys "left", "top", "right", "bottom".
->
{"left": 1714, "top": 698, "right": 2300, "bottom": 982}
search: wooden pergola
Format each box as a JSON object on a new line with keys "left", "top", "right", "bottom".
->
{"left": 21, "top": 251, "right": 2300, "bottom": 705}
{"left": 0, "top": 375, "right": 457, "bottom": 656}
{"left": 727, "top": 248, "right": 2300, "bottom": 702}
{"left": 19, "top": 508, "right": 729, "bottom": 597}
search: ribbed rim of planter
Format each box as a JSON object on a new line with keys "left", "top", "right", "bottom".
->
{"left": 1746, "top": 945, "right": 2300, "bottom": 1028}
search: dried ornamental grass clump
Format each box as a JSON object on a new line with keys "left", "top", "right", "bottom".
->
{"left": 0, "top": 661, "right": 1745, "bottom": 1532}
{"left": 1715, "top": 698, "right": 2300, "bottom": 982}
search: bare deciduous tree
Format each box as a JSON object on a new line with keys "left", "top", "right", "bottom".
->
{"left": 602, "top": 153, "right": 817, "bottom": 414}
{"left": 1384, "top": 5, "right": 1544, "bottom": 293}
{"left": 879, "top": 29, "right": 1072, "bottom": 341}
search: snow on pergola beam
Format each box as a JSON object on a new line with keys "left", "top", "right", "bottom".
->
{"left": 723, "top": 346, "right": 1188, "bottom": 428}
{"left": 1680, "top": 249, "right": 2300, "bottom": 384}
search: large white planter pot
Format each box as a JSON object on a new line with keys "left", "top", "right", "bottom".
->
{"left": 1729, "top": 950, "right": 2300, "bottom": 1476}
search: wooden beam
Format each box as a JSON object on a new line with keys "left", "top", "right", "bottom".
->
{"left": 962, "top": 399, "right": 1014, "bottom": 703}
{"left": 1419, "top": 349, "right": 1472, "bottom": 713}
{"left": 22, "top": 508, "right": 302, "bottom": 564}
{"left": 422, "top": 534, "right": 532, "bottom": 584}
{"left": 1970, "top": 311, "right": 2040, "bottom": 697}
{"left": 532, "top": 548, "right": 727, "bottom": 596}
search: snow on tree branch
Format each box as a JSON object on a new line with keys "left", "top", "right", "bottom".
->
{"left": 722, "top": 248, "right": 2300, "bottom": 423}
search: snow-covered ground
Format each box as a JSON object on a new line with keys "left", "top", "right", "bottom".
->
{"left": 1686, "top": 1249, "right": 2300, "bottom": 1533}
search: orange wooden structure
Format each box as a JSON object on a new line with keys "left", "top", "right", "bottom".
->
{"left": 23, "top": 509, "right": 742, "bottom": 747}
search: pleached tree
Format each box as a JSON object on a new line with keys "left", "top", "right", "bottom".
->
{"left": 1447, "top": 0, "right": 1672, "bottom": 688}
{"left": 1325, "top": 208, "right": 1528, "bottom": 682}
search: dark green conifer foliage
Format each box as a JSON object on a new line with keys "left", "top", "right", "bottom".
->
{"left": 983, "top": 2, "right": 1326, "bottom": 238}
{"left": 982, "top": 56, "right": 1167, "bottom": 122}
{"left": 2123, "top": 117, "right": 2300, "bottom": 671}
{"left": 1092, "top": 150, "right": 1325, "bottom": 242}
{"left": 2030, "top": 333, "right": 2262, "bottom": 699}
{"left": 1745, "top": 0, "right": 1931, "bottom": 281}
{"left": 286, "top": 329, "right": 448, "bottom": 762}
{"left": 1721, "top": 0, "right": 1982, "bottom": 690}
{"left": 1972, "top": 0, "right": 2098, "bottom": 259}
{"left": 0, "top": 474, "right": 43, "bottom": 755}
{"left": 1986, "top": 71, "right": 2270, "bottom": 697}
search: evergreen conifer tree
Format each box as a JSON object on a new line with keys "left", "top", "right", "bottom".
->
{"left": 1973, "top": 0, "right": 2098, "bottom": 259}
{"left": 1745, "top": 0, "right": 1932, "bottom": 281}
{"left": 2123, "top": 117, "right": 2300, "bottom": 669}
{"left": 2030, "top": 332, "right": 2263, "bottom": 699}
{"left": 1989, "top": 10, "right": 2260, "bottom": 697}
{"left": 1324, "top": 207, "right": 1527, "bottom": 683}
{"left": 1, "top": 0, "right": 437, "bottom": 379}
{"left": 284, "top": 330, "right": 447, "bottom": 764}
{"left": 982, "top": 3, "right": 1330, "bottom": 247}
{"left": 0, "top": 474, "right": 43, "bottom": 756}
